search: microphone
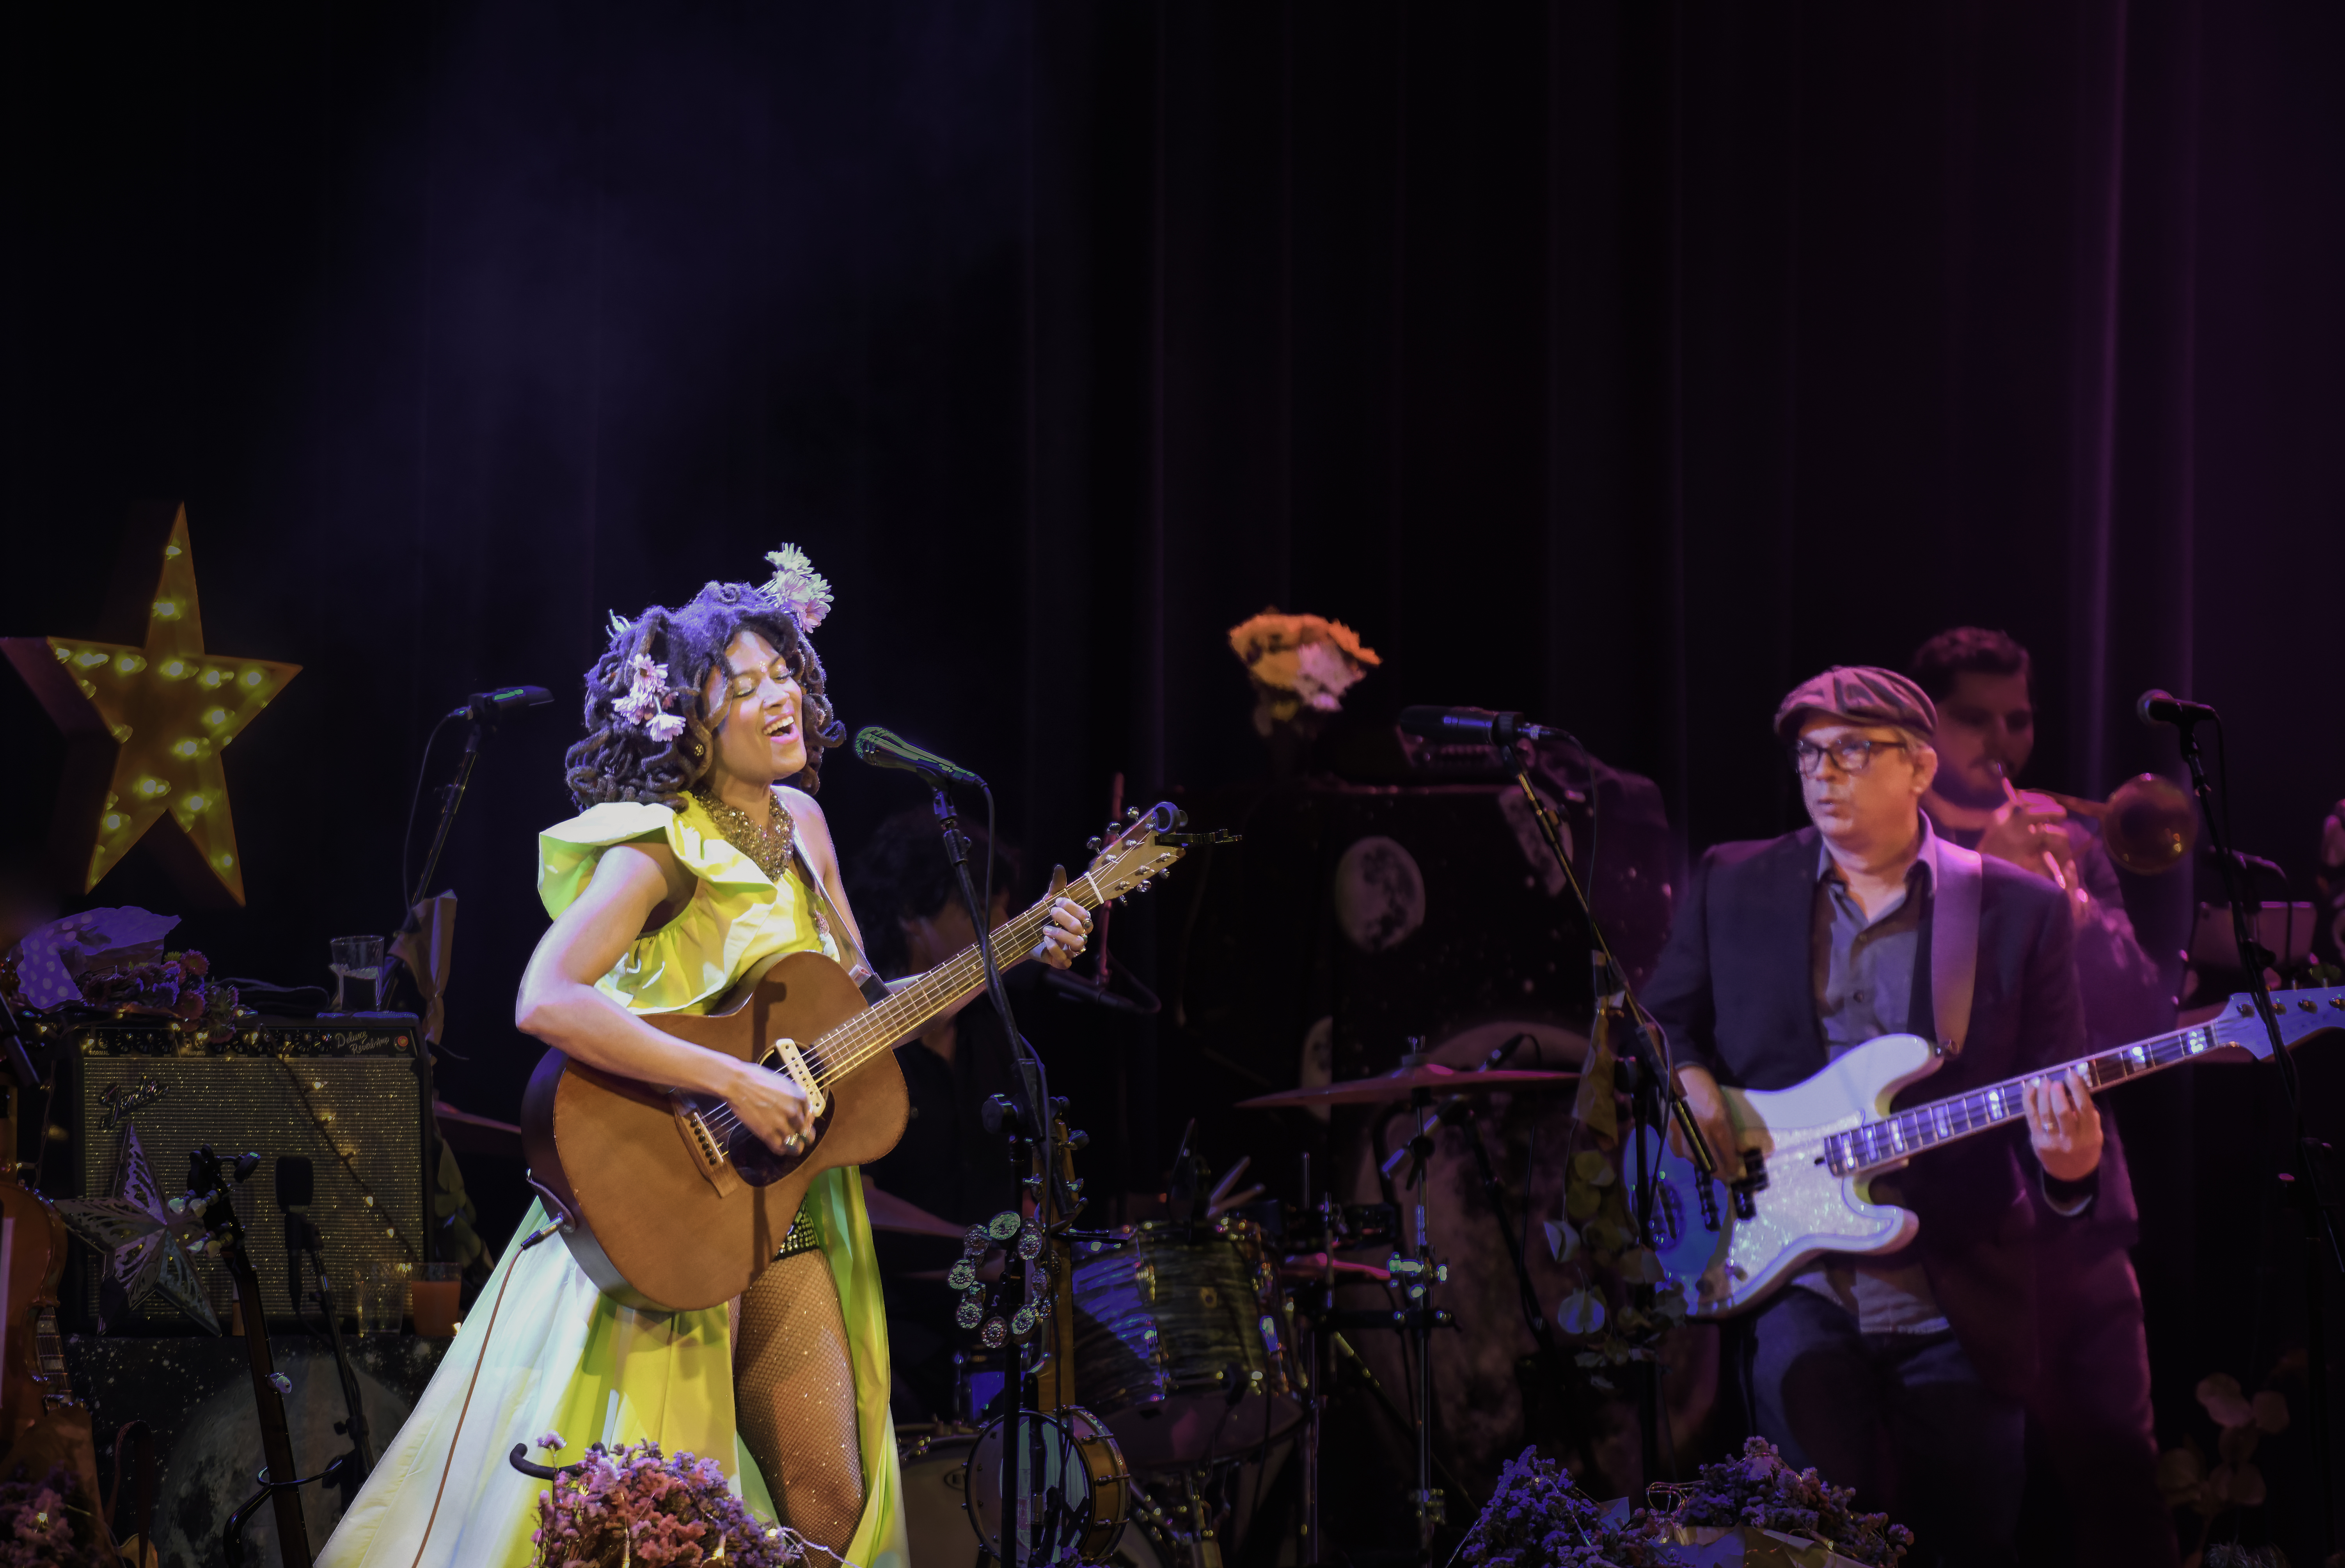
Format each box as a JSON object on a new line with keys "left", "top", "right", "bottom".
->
{"left": 852, "top": 726, "right": 986, "bottom": 788}
{"left": 448, "top": 685, "right": 553, "bottom": 722}
{"left": 2136, "top": 689, "right": 2221, "bottom": 729}
{"left": 1397, "top": 706, "right": 1570, "bottom": 748}
{"left": 277, "top": 1155, "right": 317, "bottom": 1311}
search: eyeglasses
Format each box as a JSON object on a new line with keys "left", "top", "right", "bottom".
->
{"left": 1791, "top": 737, "right": 1912, "bottom": 778}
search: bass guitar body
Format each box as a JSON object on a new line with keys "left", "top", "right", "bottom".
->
{"left": 522, "top": 950, "right": 909, "bottom": 1313}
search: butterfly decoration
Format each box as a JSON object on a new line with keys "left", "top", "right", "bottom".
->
{"left": 55, "top": 1120, "right": 220, "bottom": 1335}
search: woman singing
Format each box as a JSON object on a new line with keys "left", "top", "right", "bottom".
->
{"left": 319, "top": 548, "right": 1088, "bottom": 1567}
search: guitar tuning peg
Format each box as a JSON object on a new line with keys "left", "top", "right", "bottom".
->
{"left": 1124, "top": 807, "right": 1142, "bottom": 823}
{"left": 1085, "top": 837, "right": 1103, "bottom": 853}
{"left": 1116, "top": 895, "right": 1130, "bottom": 907}
{"left": 1137, "top": 880, "right": 1151, "bottom": 893}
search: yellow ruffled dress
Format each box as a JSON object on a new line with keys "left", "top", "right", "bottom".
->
{"left": 317, "top": 798, "right": 909, "bottom": 1568}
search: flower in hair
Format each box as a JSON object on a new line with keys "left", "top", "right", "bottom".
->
{"left": 612, "top": 651, "right": 683, "bottom": 741}
{"left": 760, "top": 543, "right": 834, "bottom": 632}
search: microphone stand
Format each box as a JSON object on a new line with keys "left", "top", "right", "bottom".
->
{"left": 930, "top": 783, "right": 1050, "bottom": 1568}
{"left": 2165, "top": 715, "right": 2341, "bottom": 1556}
{"left": 1500, "top": 738, "right": 1719, "bottom": 1488}
{"left": 383, "top": 707, "right": 509, "bottom": 1269}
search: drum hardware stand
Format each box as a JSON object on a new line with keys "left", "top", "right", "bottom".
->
{"left": 1296, "top": 1153, "right": 1332, "bottom": 1568}
{"left": 1390, "top": 1081, "right": 1456, "bottom": 1559}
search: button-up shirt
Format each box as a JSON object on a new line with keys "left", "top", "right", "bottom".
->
{"left": 1793, "top": 824, "right": 1950, "bottom": 1334}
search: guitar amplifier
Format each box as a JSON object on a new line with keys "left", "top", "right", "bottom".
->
{"left": 39, "top": 1016, "right": 430, "bottom": 1333}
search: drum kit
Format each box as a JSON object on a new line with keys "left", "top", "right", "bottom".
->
{"left": 891, "top": 1057, "right": 1577, "bottom": 1567}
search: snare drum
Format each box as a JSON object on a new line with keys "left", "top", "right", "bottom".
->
{"left": 1070, "top": 1217, "right": 1305, "bottom": 1470}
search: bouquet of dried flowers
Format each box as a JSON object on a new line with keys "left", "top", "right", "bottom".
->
{"left": 71, "top": 948, "right": 237, "bottom": 1027}
{"left": 529, "top": 1436, "right": 831, "bottom": 1568}
{"left": 0, "top": 1464, "right": 110, "bottom": 1568}
{"left": 1457, "top": 1447, "right": 1685, "bottom": 1568}
{"left": 1226, "top": 610, "right": 1381, "bottom": 736}
{"left": 1670, "top": 1438, "right": 1912, "bottom": 1566}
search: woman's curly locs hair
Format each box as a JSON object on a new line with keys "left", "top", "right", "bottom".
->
{"left": 562, "top": 580, "right": 844, "bottom": 812}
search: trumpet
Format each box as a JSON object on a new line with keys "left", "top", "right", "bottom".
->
{"left": 1989, "top": 763, "right": 2198, "bottom": 877}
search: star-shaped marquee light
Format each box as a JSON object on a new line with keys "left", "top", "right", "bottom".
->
{"left": 2, "top": 507, "right": 298, "bottom": 905}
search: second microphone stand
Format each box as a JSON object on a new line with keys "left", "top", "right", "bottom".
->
{"left": 2164, "top": 713, "right": 2341, "bottom": 1556}
{"left": 1501, "top": 741, "right": 1720, "bottom": 1486}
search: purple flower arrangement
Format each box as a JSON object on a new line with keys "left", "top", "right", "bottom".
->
{"left": 529, "top": 1439, "right": 830, "bottom": 1568}
{"left": 1458, "top": 1448, "right": 1686, "bottom": 1568}
{"left": 1670, "top": 1438, "right": 1913, "bottom": 1566}
{"left": 0, "top": 1465, "right": 109, "bottom": 1568}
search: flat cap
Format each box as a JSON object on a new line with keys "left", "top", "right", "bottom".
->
{"left": 1773, "top": 665, "right": 1938, "bottom": 741}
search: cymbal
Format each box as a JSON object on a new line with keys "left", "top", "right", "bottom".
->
{"left": 1237, "top": 1062, "right": 1577, "bottom": 1109}
{"left": 859, "top": 1181, "right": 968, "bottom": 1239}
{"left": 1278, "top": 1252, "right": 1392, "bottom": 1283}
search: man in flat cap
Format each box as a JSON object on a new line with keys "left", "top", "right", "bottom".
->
{"left": 1644, "top": 666, "right": 2104, "bottom": 1568}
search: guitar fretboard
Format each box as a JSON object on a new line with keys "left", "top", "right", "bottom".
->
{"left": 798, "top": 869, "right": 1113, "bottom": 1085}
{"left": 1828, "top": 1022, "right": 2227, "bottom": 1175}
{"left": 690, "top": 866, "right": 1121, "bottom": 1177}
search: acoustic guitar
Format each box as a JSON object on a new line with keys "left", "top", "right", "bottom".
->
{"left": 522, "top": 803, "right": 1195, "bottom": 1313}
{"left": 0, "top": 1018, "right": 115, "bottom": 1559}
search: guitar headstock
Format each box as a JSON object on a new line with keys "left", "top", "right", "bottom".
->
{"left": 1078, "top": 802, "right": 1236, "bottom": 906}
{"left": 2213, "top": 987, "right": 2345, "bottom": 1059}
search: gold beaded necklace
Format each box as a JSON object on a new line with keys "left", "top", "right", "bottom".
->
{"left": 692, "top": 789, "right": 797, "bottom": 885}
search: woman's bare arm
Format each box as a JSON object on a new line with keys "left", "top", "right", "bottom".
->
{"left": 514, "top": 841, "right": 810, "bottom": 1152}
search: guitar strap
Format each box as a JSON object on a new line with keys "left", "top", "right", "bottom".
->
{"left": 790, "top": 842, "right": 893, "bottom": 1005}
{"left": 1930, "top": 835, "right": 1984, "bottom": 1056}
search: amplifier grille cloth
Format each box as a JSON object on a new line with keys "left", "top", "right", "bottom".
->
{"left": 76, "top": 1056, "right": 425, "bottom": 1329}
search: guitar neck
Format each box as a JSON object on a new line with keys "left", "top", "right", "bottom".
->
{"left": 1834, "top": 1020, "right": 2233, "bottom": 1175}
{"left": 806, "top": 870, "right": 1111, "bottom": 1086}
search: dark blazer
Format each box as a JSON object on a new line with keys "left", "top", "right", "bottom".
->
{"left": 1642, "top": 824, "right": 2085, "bottom": 1396}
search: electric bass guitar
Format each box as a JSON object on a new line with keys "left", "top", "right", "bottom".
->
{"left": 522, "top": 803, "right": 1198, "bottom": 1313}
{"left": 1648, "top": 986, "right": 2345, "bottom": 1316}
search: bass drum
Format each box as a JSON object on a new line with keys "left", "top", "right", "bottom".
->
{"left": 902, "top": 1415, "right": 1156, "bottom": 1568}
{"left": 1070, "top": 1218, "right": 1304, "bottom": 1470}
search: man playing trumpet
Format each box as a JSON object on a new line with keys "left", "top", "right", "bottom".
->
{"left": 1908, "top": 627, "right": 2175, "bottom": 1568}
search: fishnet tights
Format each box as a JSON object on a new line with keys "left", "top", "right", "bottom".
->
{"left": 735, "top": 1249, "right": 866, "bottom": 1555}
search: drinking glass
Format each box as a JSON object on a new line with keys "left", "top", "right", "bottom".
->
{"left": 361, "top": 1261, "right": 410, "bottom": 1334}
{"left": 329, "top": 935, "right": 386, "bottom": 1012}
{"left": 411, "top": 1261, "right": 463, "bottom": 1337}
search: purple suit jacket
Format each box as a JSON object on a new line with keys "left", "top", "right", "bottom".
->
{"left": 1642, "top": 824, "right": 2086, "bottom": 1395}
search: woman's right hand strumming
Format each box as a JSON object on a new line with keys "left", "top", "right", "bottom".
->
{"left": 721, "top": 1059, "right": 815, "bottom": 1155}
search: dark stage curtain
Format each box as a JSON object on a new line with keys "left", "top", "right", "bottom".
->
{"left": 5, "top": 0, "right": 2342, "bottom": 1538}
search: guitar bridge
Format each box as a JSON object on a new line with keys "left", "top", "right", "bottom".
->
{"left": 671, "top": 1094, "right": 741, "bottom": 1198}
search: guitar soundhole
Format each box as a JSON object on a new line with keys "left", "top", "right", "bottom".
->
{"left": 726, "top": 1101, "right": 835, "bottom": 1188}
